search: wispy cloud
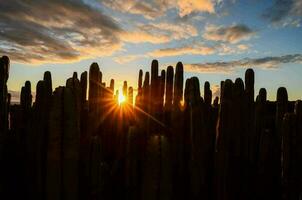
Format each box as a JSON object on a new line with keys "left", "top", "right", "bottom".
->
{"left": 102, "top": 0, "right": 218, "bottom": 19}
{"left": 185, "top": 54, "right": 302, "bottom": 73}
{"left": 262, "top": 0, "right": 302, "bottom": 27}
{"left": 148, "top": 42, "right": 250, "bottom": 57}
{"left": 114, "top": 54, "right": 146, "bottom": 64}
{"left": 0, "top": 0, "right": 123, "bottom": 64}
{"left": 122, "top": 22, "right": 198, "bottom": 44}
{"left": 203, "top": 24, "right": 255, "bottom": 43}
{"left": 148, "top": 44, "right": 216, "bottom": 57}
{"left": 177, "top": 0, "right": 216, "bottom": 16}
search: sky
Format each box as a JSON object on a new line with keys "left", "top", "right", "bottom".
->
{"left": 0, "top": 0, "right": 302, "bottom": 102}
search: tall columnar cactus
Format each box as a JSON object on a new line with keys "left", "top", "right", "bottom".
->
{"left": 184, "top": 76, "right": 215, "bottom": 199}
{"left": 46, "top": 86, "right": 80, "bottom": 200}
{"left": 88, "top": 63, "right": 101, "bottom": 136}
{"left": 138, "top": 69, "right": 143, "bottom": 95}
{"left": 274, "top": 87, "right": 288, "bottom": 197}
{"left": 164, "top": 66, "right": 174, "bottom": 126}
{"left": 99, "top": 71, "right": 103, "bottom": 100}
{"left": 128, "top": 87, "right": 133, "bottom": 106}
{"left": 170, "top": 62, "right": 185, "bottom": 200}
{"left": 204, "top": 81, "right": 212, "bottom": 106}
{"left": 150, "top": 60, "right": 159, "bottom": 116}
{"left": 233, "top": 78, "right": 245, "bottom": 154}
{"left": 245, "top": 68, "right": 254, "bottom": 103}
{"left": 255, "top": 88, "right": 267, "bottom": 126}
{"left": 282, "top": 112, "right": 297, "bottom": 200}
{"left": 89, "top": 63, "right": 100, "bottom": 111}
{"left": 215, "top": 79, "right": 233, "bottom": 200}
{"left": 213, "top": 97, "right": 219, "bottom": 107}
{"left": 20, "top": 81, "right": 32, "bottom": 111}
{"left": 135, "top": 70, "right": 143, "bottom": 109}
{"left": 142, "top": 72, "right": 150, "bottom": 113}
{"left": 44, "top": 71, "right": 53, "bottom": 99}
{"left": 0, "top": 56, "right": 10, "bottom": 134}
{"left": 173, "top": 62, "right": 183, "bottom": 110}
{"left": 276, "top": 87, "right": 288, "bottom": 140}
{"left": 255, "top": 88, "right": 267, "bottom": 157}
{"left": 243, "top": 68, "right": 256, "bottom": 165}
{"left": 66, "top": 73, "right": 81, "bottom": 125}
{"left": 110, "top": 79, "right": 115, "bottom": 95}
{"left": 258, "top": 88, "right": 267, "bottom": 103}
{"left": 123, "top": 81, "right": 128, "bottom": 99}
{"left": 165, "top": 66, "right": 174, "bottom": 110}
{"left": 28, "top": 71, "right": 54, "bottom": 199}
{"left": 80, "top": 71, "right": 87, "bottom": 105}
{"left": 294, "top": 100, "right": 302, "bottom": 197}
{"left": 159, "top": 70, "right": 166, "bottom": 117}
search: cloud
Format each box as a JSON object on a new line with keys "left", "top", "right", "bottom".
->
{"left": 148, "top": 42, "right": 250, "bottom": 57}
{"left": 177, "top": 0, "right": 216, "bottom": 17}
{"left": 102, "top": 0, "right": 171, "bottom": 19}
{"left": 114, "top": 55, "right": 145, "bottom": 64}
{"left": 185, "top": 54, "right": 302, "bottom": 73}
{"left": 0, "top": 0, "right": 123, "bottom": 64}
{"left": 203, "top": 24, "right": 255, "bottom": 43}
{"left": 262, "top": 0, "right": 302, "bottom": 26}
{"left": 149, "top": 44, "right": 216, "bottom": 57}
{"left": 237, "top": 44, "right": 249, "bottom": 50}
{"left": 102, "top": 0, "right": 218, "bottom": 19}
{"left": 121, "top": 22, "right": 198, "bottom": 44}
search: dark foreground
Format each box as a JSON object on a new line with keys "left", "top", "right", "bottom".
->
{"left": 0, "top": 55, "right": 302, "bottom": 200}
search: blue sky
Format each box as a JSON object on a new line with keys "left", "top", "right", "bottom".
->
{"left": 1, "top": 0, "right": 302, "bottom": 102}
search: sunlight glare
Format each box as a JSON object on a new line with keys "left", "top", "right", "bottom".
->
{"left": 118, "top": 92, "right": 126, "bottom": 105}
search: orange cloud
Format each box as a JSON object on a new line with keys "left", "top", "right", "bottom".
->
{"left": 121, "top": 22, "right": 198, "bottom": 44}
{"left": 149, "top": 44, "right": 216, "bottom": 57}
{"left": 113, "top": 55, "right": 145, "bottom": 64}
{"left": 203, "top": 24, "right": 255, "bottom": 43}
{"left": 177, "top": 0, "right": 215, "bottom": 17}
{"left": 102, "top": 0, "right": 217, "bottom": 19}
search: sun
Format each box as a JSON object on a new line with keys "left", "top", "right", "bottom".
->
{"left": 118, "top": 92, "right": 126, "bottom": 105}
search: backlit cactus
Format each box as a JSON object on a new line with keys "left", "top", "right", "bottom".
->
{"left": 1, "top": 56, "right": 302, "bottom": 200}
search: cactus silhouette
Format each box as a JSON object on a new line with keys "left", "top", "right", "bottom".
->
{"left": 1, "top": 56, "right": 302, "bottom": 200}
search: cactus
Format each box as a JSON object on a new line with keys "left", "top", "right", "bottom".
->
{"left": 173, "top": 62, "right": 184, "bottom": 111}
{"left": 44, "top": 71, "right": 52, "bottom": 99}
{"left": 165, "top": 66, "right": 174, "bottom": 110}
{"left": 110, "top": 79, "right": 115, "bottom": 95}
{"left": 204, "top": 81, "right": 212, "bottom": 106}
{"left": 88, "top": 63, "right": 101, "bottom": 136}
{"left": 46, "top": 86, "right": 80, "bottom": 200}
{"left": 123, "top": 81, "right": 128, "bottom": 99}
{"left": 142, "top": 71, "right": 150, "bottom": 113}
{"left": 159, "top": 69, "right": 165, "bottom": 115}
{"left": 0, "top": 56, "right": 10, "bottom": 134}
{"left": 150, "top": 60, "right": 159, "bottom": 117}
{"left": 164, "top": 66, "right": 174, "bottom": 126}
{"left": 214, "top": 79, "right": 233, "bottom": 200}
{"left": 80, "top": 71, "right": 87, "bottom": 105}
{"left": 128, "top": 87, "right": 133, "bottom": 106}
{"left": 276, "top": 87, "right": 288, "bottom": 140}
{"left": 3, "top": 57, "right": 302, "bottom": 200}
{"left": 170, "top": 62, "right": 185, "bottom": 200}
{"left": 282, "top": 113, "right": 296, "bottom": 200}
{"left": 138, "top": 69, "right": 143, "bottom": 95}
{"left": 20, "top": 80, "right": 32, "bottom": 118}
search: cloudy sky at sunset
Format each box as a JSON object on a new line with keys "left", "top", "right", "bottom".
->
{"left": 1, "top": 0, "right": 302, "bottom": 102}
